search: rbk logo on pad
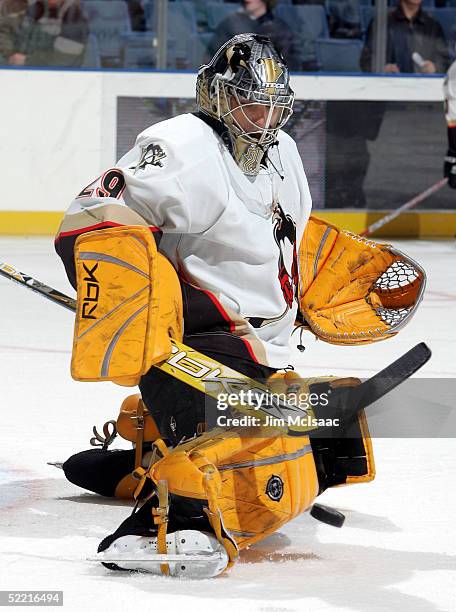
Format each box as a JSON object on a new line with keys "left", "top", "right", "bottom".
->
{"left": 81, "top": 263, "right": 99, "bottom": 319}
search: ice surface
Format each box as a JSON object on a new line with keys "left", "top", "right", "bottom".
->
{"left": 1, "top": 238, "right": 455, "bottom": 612}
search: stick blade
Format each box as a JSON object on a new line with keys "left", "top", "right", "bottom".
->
{"left": 307, "top": 342, "right": 432, "bottom": 436}
{"left": 351, "top": 342, "right": 431, "bottom": 411}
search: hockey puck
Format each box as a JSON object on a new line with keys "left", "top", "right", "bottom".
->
{"left": 310, "top": 503, "right": 345, "bottom": 528}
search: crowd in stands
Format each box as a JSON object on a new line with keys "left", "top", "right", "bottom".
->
{"left": 0, "top": 0, "right": 453, "bottom": 72}
{"left": 0, "top": 0, "right": 88, "bottom": 66}
{"left": 361, "top": 0, "right": 449, "bottom": 72}
{"left": 206, "top": 0, "right": 302, "bottom": 69}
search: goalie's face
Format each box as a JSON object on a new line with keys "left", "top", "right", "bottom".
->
{"left": 225, "top": 88, "right": 292, "bottom": 146}
{"left": 229, "top": 95, "right": 282, "bottom": 136}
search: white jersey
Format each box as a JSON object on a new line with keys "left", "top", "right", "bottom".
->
{"left": 56, "top": 113, "right": 312, "bottom": 368}
{"left": 444, "top": 61, "right": 456, "bottom": 128}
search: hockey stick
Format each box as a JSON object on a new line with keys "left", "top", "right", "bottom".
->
{"left": 308, "top": 342, "right": 431, "bottom": 435}
{"left": 0, "top": 260, "right": 314, "bottom": 434}
{"left": 360, "top": 178, "right": 448, "bottom": 237}
{"left": 0, "top": 262, "right": 76, "bottom": 311}
{"left": 0, "top": 260, "right": 431, "bottom": 436}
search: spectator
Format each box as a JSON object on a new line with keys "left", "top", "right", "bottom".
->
{"left": 207, "top": 0, "right": 301, "bottom": 71}
{"left": 0, "top": 0, "right": 28, "bottom": 65}
{"left": 126, "top": 0, "right": 146, "bottom": 32}
{"left": 0, "top": 0, "right": 88, "bottom": 68}
{"left": 360, "top": 0, "right": 450, "bottom": 74}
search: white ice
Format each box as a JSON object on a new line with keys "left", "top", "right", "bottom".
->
{"left": 0, "top": 237, "right": 455, "bottom": 612}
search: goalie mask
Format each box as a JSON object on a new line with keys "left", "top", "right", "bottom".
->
{"left": 196, "top": 33, "right": 295, "bottom": 176}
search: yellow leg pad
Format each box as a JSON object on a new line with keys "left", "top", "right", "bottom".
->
{"left": 149, "top": 427, "right": 319, "bottom": 552}
{"left": 71, "top": 226, "right": 183, "bottom": 386}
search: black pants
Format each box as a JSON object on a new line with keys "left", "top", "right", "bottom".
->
{"left": 63, "top": 332, "right": 276, "bottom": 497}
{"left": 140, "top": 332, "right": 276, "bottom": 446}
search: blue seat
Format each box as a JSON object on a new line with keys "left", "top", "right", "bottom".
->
{"left": 123, "top": 33, "right": 155, "bottom": 69}
{"left": 427, "top": 8, "right": 456, "bottom": 58}
{"left": 193, "top": 32, "right": 212, "bottom": 68}
{"left": 168, "top": 1, "right": 199, "bottom": 68}
{"left": 360, "top": 5, "right": 374, "bottom": 31}
{"left": 81, "top": 1, "right": 131, "bottom": 65}
{"left": 206, "top": 2, "right": 240, "bottom": 31}
{"left": 316, "top": 38, "right": 363, "bottom": 72}
{"left": 81, "top": 33, "right": 101, "bottom": 69}
{"left": 427, "top": 8, "right": 456, "bottom": 42}
{"left": 275, "top": 5, "right": 329, "bottom": 67}
{"left": 143, "top": 1, "right": 200, "bottom": 68}
{"left": 178, "top": 0, "right": 223, "bottom": 27}
{"left": 327, "top": 0, "right": 361, "bottom": 26}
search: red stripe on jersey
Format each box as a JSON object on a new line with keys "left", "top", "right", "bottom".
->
{"left": 199, "top": 288, "right": 236, "bottom": 333}
{"left": 176, "top": 259, "right": 236, "bottom": 333}
{"left": 55, "top": 222, "right": 161, "bottom": 243}
{"left": 240, "top": 337, "right": 260, "bottom": 363}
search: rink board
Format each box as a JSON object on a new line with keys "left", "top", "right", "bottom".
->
{"left": 1, "top": 209, "right": 455, "bottom": 237}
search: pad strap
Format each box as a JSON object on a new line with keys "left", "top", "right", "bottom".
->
{"left": 152, "top": 480, "right": 170, "bottom": 576}
{"left": 134, "top": 398, "right": 145, "bottom": 469}
{"left": 202, "top": 467, "right": 239, "bottom": 568}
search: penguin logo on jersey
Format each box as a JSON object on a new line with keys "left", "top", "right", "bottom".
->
{"left": 272, "top": 203, "right": 298, "bottom": 309}
{"left": 131, "top": 143, "right": 166, "bottom": 173}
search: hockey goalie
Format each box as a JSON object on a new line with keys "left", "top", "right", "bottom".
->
{"left": 54, "top": 34, "right": 426, "bottom": 578}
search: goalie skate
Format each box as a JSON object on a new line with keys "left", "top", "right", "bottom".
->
{"left": 97, "top": 530, "right": 229, "bottom": 578}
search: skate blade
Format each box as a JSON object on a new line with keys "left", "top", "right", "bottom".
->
{"left": 90, "top": 551, "right": 228, "bottom": 578}
{"left": 89, "top": 552, "right": 226, "bottom": 563}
